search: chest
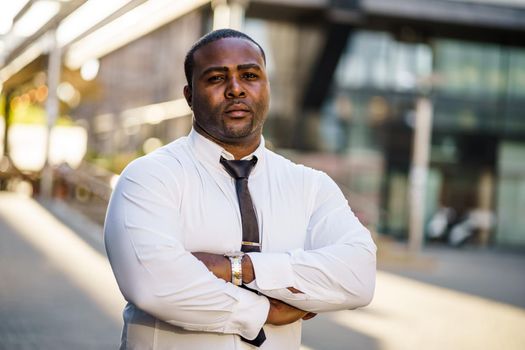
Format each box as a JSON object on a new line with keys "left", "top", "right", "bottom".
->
{"left": 176, "top": 166, "right": 309, "bottom": 253}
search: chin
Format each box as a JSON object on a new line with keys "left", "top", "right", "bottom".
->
{"left": 223, "top": 131, "right": 253, "bottom": 141}
{"left": 222, "top": 124, "right": 256, "bottom": 139}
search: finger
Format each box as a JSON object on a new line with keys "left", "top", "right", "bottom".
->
{"left": 302, "top": 312, "right": 317, "bottom": 320}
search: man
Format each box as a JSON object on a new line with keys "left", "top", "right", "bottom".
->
{"left": 104, "top": 29, "right": 376, "bottom": 349}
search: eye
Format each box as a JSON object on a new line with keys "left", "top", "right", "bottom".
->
{"left": 242, "top": 72, "right": 258, "bottom": 80}
{"left": 208, "top": 75, "right": 224, "bottom": 83}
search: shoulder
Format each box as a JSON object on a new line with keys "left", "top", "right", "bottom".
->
{"left": 120, "top": 137, "right": 191, "bottom": 186}
{"left": 264, "top": 148, "right": 328, "bottom": 189}
{"left": 263, "top": 149, "right": 344, "bottom": 217}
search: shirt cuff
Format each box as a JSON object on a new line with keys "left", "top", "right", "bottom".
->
{"left": 223, "top": 284, "right": 269, "bottom": 340}
{"left": 247, "top": 252, "right": 295, "bottom": 290}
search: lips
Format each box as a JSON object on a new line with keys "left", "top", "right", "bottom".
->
{"left": 224, "top": 103, "right": 251, "bottom": 117}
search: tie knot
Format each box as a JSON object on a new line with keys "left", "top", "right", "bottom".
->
{"left": 220, "top": 156, "right": 258, "bottom": 179}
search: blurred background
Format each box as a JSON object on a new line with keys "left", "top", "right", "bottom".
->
{"left": 0, "top": 0, "right": 524, "bottom": 349}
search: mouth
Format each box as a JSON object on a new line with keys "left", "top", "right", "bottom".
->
{"left": 224, "top": 103, "right": 251, "bottom": 117}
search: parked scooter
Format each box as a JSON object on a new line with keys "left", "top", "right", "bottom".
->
{"left": 427, "top": 207, "right": 495, "bottom": 246}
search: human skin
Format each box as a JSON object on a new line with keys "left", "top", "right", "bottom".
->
{"left": 184, "top": 37, "right": 315, "bottom": 325}
{"left": 192, "top": 252, "right": 317, "bottom": 324}
{"left": 183, "top": 37, "right": 269, "bottom": 160}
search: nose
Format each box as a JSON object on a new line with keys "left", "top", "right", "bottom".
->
{"left": 225, "top": 76, "right": 246, "bottom": 99}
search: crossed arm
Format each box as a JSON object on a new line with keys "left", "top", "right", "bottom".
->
{"left": 104, "top": 158, "right": 376, "bottom": 340}
{"left": 192, "top": 252, "right": 317, "bottom": 325}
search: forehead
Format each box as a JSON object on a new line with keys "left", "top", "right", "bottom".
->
{"left": 193, "top": 38, "right": 265, "bottom": 70}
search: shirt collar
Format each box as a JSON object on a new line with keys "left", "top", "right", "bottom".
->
{"left": 188, "top": 128, "right": 266, "bottom": 176}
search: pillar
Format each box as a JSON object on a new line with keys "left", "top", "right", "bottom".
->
{"left": 212, "top": 0, "right": 248, "bottom": 30}
{"left": 41, "top": 30, "right": 61, "bottom": 198}
{"left": 408, "top": 97, "right": 433, "bottom": 253}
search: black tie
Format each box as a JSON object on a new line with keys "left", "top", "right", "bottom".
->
{"left": 220, "top": 156, "right": 266, "bottom": 347}
{"left": 220, "top": 156, "right": 261, "bottom": 253}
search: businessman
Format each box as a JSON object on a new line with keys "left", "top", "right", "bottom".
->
{"left": 104, "top": 28, "right": 376, "bottom": 349}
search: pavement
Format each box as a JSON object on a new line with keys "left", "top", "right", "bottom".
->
{"left": 0, "top": 192, "right": 123, "bottom": 349}
{"left": 1, "top": 191, "right": 524, "bottom": 350}
{"left": 302, "top": 247, "right": 525, "bottom": 350}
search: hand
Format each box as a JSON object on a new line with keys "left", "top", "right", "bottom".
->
{"left": 193, "top": 253, "right": 318, "bottom": 323}
{"left": 192, "top": 252, "right": 231, "bottom": 282}
{"left": 241, "top": 254, "right": 255, "bottom": 284}
{"left": 265, "top": 298, "right": 309, "bottom": 326}
{"left": 302, "top": 312, "right": 317, "bottom": 320}
{"left": 192, "top": 252, "right": 257, "bottom": 285}
{"left": 284, "top": 287, "right": 317, "bottom": 321}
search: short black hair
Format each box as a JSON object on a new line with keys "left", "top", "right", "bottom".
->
{"left": 184, "top": 29, "right": 266, "bottom": 88}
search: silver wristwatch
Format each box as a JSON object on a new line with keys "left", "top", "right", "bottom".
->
{"left": 224, "top": 251, "right": 245, "bottom": 286}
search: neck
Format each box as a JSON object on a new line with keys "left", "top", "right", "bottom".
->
{"left": 222, "top": 142, "right": 259, "bottom": 160}
{"left": 194, "top": 125, "right": 261, "bottom": 160}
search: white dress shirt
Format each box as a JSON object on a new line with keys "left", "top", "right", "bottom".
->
{"left": 104, "top": 128, "right": 376, "bottom": 350}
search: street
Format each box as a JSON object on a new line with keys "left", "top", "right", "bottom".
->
{"left": 1, "top": 192, "right": 524, "bottom": 350}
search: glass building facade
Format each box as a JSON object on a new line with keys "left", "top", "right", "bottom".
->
{"left": 3, "top": 1, "right": 524, "bottom": 248}
{"left": 316, "top": 30, "right": 525, "bottom": 246}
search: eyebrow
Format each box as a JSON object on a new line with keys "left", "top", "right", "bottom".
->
{"left": 237, "top": 63, "right": 262, "bottom": 71}
{"left": 200, "top": 63, "right": 262, "bottom": 78}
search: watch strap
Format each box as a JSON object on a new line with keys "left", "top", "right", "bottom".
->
{"left": 230, "top": 255, "right": 242, "bottom": 285}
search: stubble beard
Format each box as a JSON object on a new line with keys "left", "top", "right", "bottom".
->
{"left": 221, "top": 116, "right": 258, "bottom": 140}
{"left": 213, "top": 104, "right": 266, "bottom": 143}
{"left": 194, "top": 98, "right": 268, "bottom": 145}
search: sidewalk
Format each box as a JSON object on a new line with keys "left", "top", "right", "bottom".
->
{"left": 302, "top": 239, "right": 525, "bottom": 350}
{"left": 1, "top": 192, "right": 524, "bottom": 350}
{"left": 0, "top": 192, "right": 124, "bottom": 349}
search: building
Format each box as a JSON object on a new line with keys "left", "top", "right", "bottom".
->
{"left": 1, "top": 0, "right": 525, "bottom": 248}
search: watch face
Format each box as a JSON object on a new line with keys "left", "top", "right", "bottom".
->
{"left": 224, "top": 251, "right": 245, "bottom": 258}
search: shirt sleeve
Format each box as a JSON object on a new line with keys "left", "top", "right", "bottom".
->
{"left": 247, "top": 170, "right": 376, "bottom": 313}
{"left": 104, "top": 156, "right": 269, "bottom": 340}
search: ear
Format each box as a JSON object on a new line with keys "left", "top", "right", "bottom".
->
{"left": 183, "top": 85, "right": 192, "bottom": 109}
